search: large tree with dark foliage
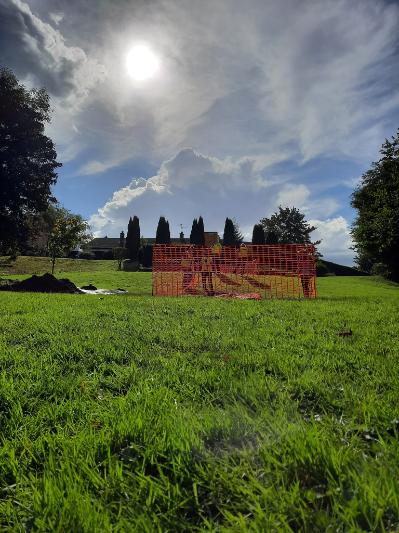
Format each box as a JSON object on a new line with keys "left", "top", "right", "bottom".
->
{"left": 223, "top": 218, "right": 243, "bottom": 246}
{"left": 125, "top": 215, "right": 141, "bottom": 259}
{"left": 260, "top": 206, "right": 319, "bottom": 246}
{"left": 265, "top": 230, "right": 279, "bottom": 245}
{"left": 351, "top": 129, "right": 399, "bottom": 280}
{"left": 251, "top": 224, "right": 265, "bottom": 245}
{"left": 155, "top": 216, "right": 171, "bottom": 244}
{"left": 0, "top": 68, "right": 61, "bottom": 253}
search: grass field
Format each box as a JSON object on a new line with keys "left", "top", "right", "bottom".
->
{"left": 0, "top": 272, "right": 398, "bottom": 531}
{"left": 0, "top": 256, "right": 116, "bottom": 275}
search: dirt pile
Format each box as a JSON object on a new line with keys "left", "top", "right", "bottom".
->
{"left": 0, "top": 273, "right": 82, "bottom": 294}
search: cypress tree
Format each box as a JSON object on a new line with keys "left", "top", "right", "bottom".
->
{"left": 252, "top": 224, "right": 265, "bottom": 245}
{"left": 223, "top": 218, "right": 235, "bottom": 246}
{"left": 156, "top": 216, "right": 171, "bottom": 244}
{"left": 164, "top": 219, "right": 171, "bottom": 244}
{"left": 125, "top": 217, "right": 134, "bottom": 259}
{"left": 197, "top": 216, "right": 205, "bottom": 246}
{"left": 131, "top": 215, "right": 140, "bottom": 260}
{"left": 232, "top": 219, "right": 243, "bottom": 246}
{"left": 190, "top": 218, "right": 198, "bottom": 244}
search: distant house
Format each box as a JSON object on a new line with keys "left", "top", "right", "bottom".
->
{"left": 85, "top": 236, "right": 120, "bottom": 258}
{"left": 85, "top": 232, "right": 220, "bottom": 257}
{"left": 204, "top": 232, "right": 219, "bottom": 246}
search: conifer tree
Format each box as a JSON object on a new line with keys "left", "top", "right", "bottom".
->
{"left": 156, "top": 216, "right": 171, "bottom": 244}
{"left": 125, "top": 217, "right": 134, "bottom": 259}
{"left": 197, "top": 216, "right": 205, "bottom": 246}
{"left": 190, "top": 218, "right": 198, "bottom": 244}
{"left": 131, "top": 215, "right": 140, "bottom": 259}
{"left": 223, "top": 218, "right": 235, "bottom": 246}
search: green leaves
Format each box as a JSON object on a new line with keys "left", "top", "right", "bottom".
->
{"left": 351, "top": 129, "right": 399, "bottom": 280}
{"left": 0, "top": 68, "right": 61, "bottom": 254}
{"left": 260, "top": 206, "right": 320, "bottom": 248}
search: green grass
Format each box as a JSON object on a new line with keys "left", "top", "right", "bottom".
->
{"left": 0, "top": 273, "right": 398, "bottom": 531}
{"left": 0, "top": 256, "right": 116, "bottom": 275}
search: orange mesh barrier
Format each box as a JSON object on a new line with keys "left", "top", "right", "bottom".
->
{"left": 152, "top": 244, "right": 317, "bottom": 299}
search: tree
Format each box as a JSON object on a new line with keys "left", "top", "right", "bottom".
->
{"left": 232, "top": 219, "right": 243, "bottom": 245}
{"left": 351, "top": 129, "right": 399, "bottom": 280}
{"left": 125, "top": 216, "right": 140, "bottom": 259}
{"left": 138, "top": 244, "right": 153, "bottom": 268}
{"left": 190, "top": 217, "right": 205, "bottom": 245}
{"left": 252, "top": 224, "right": 265, "bottom": 245}
{"left": 190, "top": 218, "right": 198, "bottom": 244}
{"left": 155, "top": 216, "right": 171, "bottom": 244}
{"left": 223, "top": 218, "right": 235, "bottom": 246}
{"left": 47, "top": 208, "right": 91, "bottom": 274}
{"left": 197, "top": 216, "right": 205, "bottom": 246}
{"left": 0, "top": 68, "right": 61, "bottom": 253}
{"left": 22, "top": 204, "right": 59, "bottom": 255}
{"left": 265, "top": 230, "right": 279, "bottom": 245}
{"left": 113, "top": 247, "right": 128, "bottom": 271}
{"left": 260, "top": 206, "right": 319, "bottom": 247}
{"left": 223, "top": 218, "right": 243, "bottom": 246}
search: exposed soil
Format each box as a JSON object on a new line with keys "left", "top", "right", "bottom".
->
{"left": 0, "top": 273, "right": 82, "bottom": 294}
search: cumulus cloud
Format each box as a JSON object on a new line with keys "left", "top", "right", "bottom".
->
{"left": 89, "top": 148, "right": 347, "bottom": 261}
{"left": 310, "top": 216, "right": 354, "bottom": 263}
{"left": 89, "top": 148, "right": 272, "bottom": 233}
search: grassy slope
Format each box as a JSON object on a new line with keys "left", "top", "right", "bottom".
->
{"left": 0, "top": 274, "right": 398, "bottom": 531}
{"left": 0, "top": 256, "right": 115, "bottom": 275}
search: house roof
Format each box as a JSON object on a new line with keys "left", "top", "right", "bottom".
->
{"left": 88, "top": 232, "right": 220, "bottom": 249}
{"left": 87, "top": 237, "right": 120, "bottom": 249}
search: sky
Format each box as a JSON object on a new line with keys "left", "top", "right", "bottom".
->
{"left": 1, "top": 0, "right": 399, "bottom": 265}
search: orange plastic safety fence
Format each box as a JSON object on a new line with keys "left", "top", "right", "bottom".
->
{"left": 152, "top": 244, "right": 317, "bottom": 299}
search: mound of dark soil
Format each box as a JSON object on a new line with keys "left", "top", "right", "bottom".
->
{"left": 0, "top": 273, "right": 82, "bottom": 294}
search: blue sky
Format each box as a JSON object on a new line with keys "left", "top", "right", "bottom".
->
{"left": 1, "top": 0, "right": 399, "bottom": 264}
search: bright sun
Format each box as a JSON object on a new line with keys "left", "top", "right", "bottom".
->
{"left": 126, "top": 45, "right": 159, "bottom": 81}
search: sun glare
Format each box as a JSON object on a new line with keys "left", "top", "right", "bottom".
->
{"left": 126, "top": 44, "right": 159, "bottom": 81}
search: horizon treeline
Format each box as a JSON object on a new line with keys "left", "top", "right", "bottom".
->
{"left": 119, "top": 206, "right": 319, "bottom": 251}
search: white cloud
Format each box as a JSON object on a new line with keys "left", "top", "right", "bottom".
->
{"left": 277, "top": 184, "right": 310, "bottom": 208}
{"left": 89, "top": 148, "right": 354, "bottom": 263}
{"left": 310, "top": 216, "right": 354, "bottom": 263}
{"left": 2, "top": 0, "right": 397, "bottom": 176}
{"left": 88, "top": 148, "right": 273, "bottom": 235}
{"left": 49, "top": 12, "right": 64, "bottom": 25}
